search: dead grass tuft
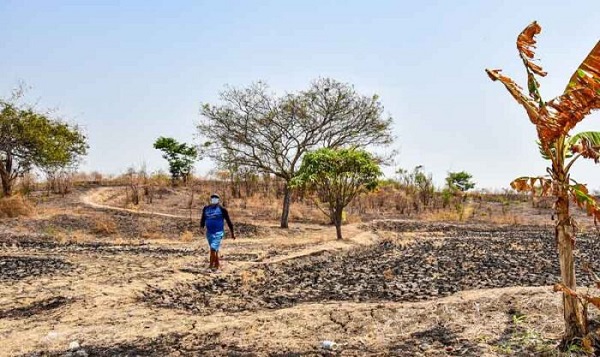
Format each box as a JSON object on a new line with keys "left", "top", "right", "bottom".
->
{"left": 383, "top": 268, "right": 395, "bottom": 281}
{"left": 422, "top": 208, "right": 522, "bottom": 226}
{"left": 140, "top": 219, "right": 163, "bottom": 239}
{"left": 91, "top": 216, "right": 118, "bottom": 235}
{"left": 422, "top": 210, "right": 460, "bottom": 222}
{"left": 0, "top": 195, "right": 35, "bottom": 218}
{"left": 180, "top": 230, "right": 194, "bottom": 242}
{"left": 240, "top": 269, "right": 266, "bottom": 289}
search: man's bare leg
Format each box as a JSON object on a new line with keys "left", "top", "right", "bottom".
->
{"left": 214, "top": 250, "right": 220, "bottom": 270}
{"left": 209, "top": 250, "right": 215, "bottom": 269}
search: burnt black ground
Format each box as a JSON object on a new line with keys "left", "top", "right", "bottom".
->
{"left": 0, "top": 255, "right": 73, "bottom": 281}
{"left": 0, "top": 233, "right": 204, "bottom": 257}
{"left": 143, "top": 225, "right": 600, "bottom": 314}
{"left": 0, "top": 296, "right": 72, "bottom": 319}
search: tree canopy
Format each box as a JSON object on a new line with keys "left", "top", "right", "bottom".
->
{"left": 199, "top": 78, "right": 393, "bottom": 228}
{"left": 0, "top": 91, "right": 87, "bottom": 196}
{"left": 292, "top": 147, "right": 382, "bottom": 239}
{"left": 153, "top": 137, "right": 198, "bottom": 184}
{"left": 445, "top": 171, "right": 475, "bottom": 192}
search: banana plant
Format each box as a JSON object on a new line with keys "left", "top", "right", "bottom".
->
{"left": 486, "top": 22, "right": 600, "bottom": 346}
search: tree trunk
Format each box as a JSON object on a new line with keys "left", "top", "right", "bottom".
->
{"left": 334, "top": 208, "right": 343, "bottom": 240}
{"left": 0, "top": 153, "right": 14, "bottom": 197}
{"left": 0, "top": 171, "right": 11, "bottom": 196}
{"left": 556, "top": 183, "right": 587, "bottom": 342}
{"left": 280, "top": 184, "right": 291, "bottom": 228}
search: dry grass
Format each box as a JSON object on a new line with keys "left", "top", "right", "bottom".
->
{"left": 41, "top": 226, "right": 91, "bottom": 244}
{"left": 421, "top": 206, "right": 523, "bottom": 225}
{"left": 138, "top": 219, "right": 163, "bottom": 239}
{"left": 0, "top": 194, "right": 35, "bottom": 218}
{"left": 421, "top": 210, "right": 461, "bottom": 222}
{"left": 63, "top": 230, "right": 89, "bottom": 244}
{"left": 482, "top": 214, "right": 523, "bottom": 225}
{"left": 179, "top": 230, "right": 194, "bottom": 242}
{"left": 240, "top": 269, "right": 266, "bottom": 289}
{"left": 91, "top": 216, "right": 118, "bottom": 235}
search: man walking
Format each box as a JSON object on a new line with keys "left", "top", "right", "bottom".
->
{"left": 200, "top": 193, "right": 235, "bottom": 272}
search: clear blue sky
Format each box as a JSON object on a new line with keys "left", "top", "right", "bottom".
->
{"left": 1, "top": 0, "right": 599, "bottom": 189}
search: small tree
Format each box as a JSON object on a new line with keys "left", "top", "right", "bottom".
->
{"left": 199, "top": 78, "right": 393, "bottom": 228}
{"left": 292, "top": 148, "right": 382, "bottom": 240}
{"left": 396, "top": 165, "right": 435, "bottom": 209}
{"left": 153, "top": 137, "right": 198, "bottom": 185}
{"left": 487, "top": 22, "right": 600, "bottom": 345}
{"left": 445, "top": 171, "right": 475, "bottom": 192}
{"left": 0, "top": 88, "right": 88, "bottom": 196}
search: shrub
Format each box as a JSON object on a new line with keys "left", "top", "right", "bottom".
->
{"left": 0, "top": 195, "right": 34, "bottom": 218}
{"left": 91, "top": 216, "right": 118, "bottom": 235}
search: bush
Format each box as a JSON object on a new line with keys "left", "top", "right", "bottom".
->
{"left": 0, "top": 195, "right": 34, "bottom": 218}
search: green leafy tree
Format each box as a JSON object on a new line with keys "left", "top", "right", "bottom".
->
{"left": 487, "top": 22, "right": 600, "bottom": 345}
{"left": 0, "top": 89, "right": 87, "bottom": 196}
{"left": 445, "top": 171, "right": 475, "bottom": 192}
{"left": 199, "top": 78, "right": 393, "bottom": 228}
{"left": 153, "top": 137, "right": 198, "bottom": 185}
{"left": 292, "top": 148, "right": 382, "bottom": 240}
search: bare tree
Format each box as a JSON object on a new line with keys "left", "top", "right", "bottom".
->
{"left": 199, "top": 78, "right": 393, "bottom": 228}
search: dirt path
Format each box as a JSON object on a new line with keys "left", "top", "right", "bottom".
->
{"left": 80, "top": 187, "right": 187, "bottom": 219}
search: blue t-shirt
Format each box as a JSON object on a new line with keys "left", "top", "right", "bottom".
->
{"left": 201, "top": 205, "right": 233, "bottom": 235}
{"left": 204, "top": 205, "right": 224, "bottom": 234}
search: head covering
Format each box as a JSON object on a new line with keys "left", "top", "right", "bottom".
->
{"left": 210, "top": 193, "right": 220, "bottom": 199}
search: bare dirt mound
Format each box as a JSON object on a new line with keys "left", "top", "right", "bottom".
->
{"left": 143, "top": 228, "right": 600, "bottom": 314}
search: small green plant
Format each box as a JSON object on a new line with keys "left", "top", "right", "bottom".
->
{"left": 512, "top": 313, "right": 527, "bottom": 325}
{"left": 495, "top": 312, "right": 555, "bottom": 355}
{"left": 566, "top": 342, "right": 582, "bottom": 353}
{"left": 441, "top": 188, "right": 453, "bottom": 208}
{"left": 455, "top": 202, "right": 464, "bottom": 221}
